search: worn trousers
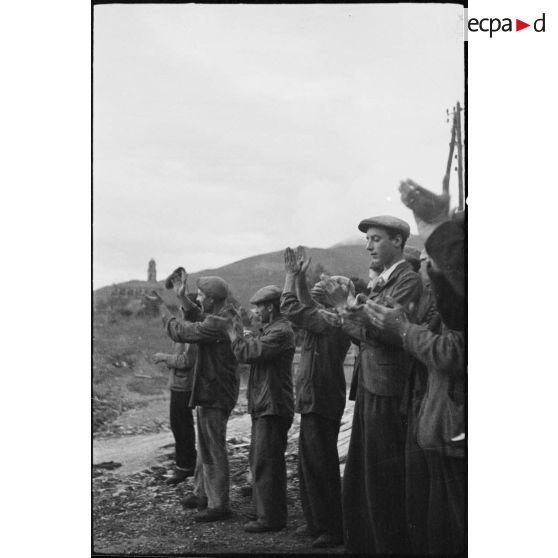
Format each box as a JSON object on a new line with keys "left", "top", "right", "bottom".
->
{"left": 192, "top": 406, "right": 231, "bottom": 511}
{"left": 405, "top": 410, "right": 431, "bottom": 555}
{"left": 298, "top": 412, "right": 343, "bottom": 539}
{"left": 424, "top": 450, "right": 465, "bottom": 555}
{"left": 342, "top": 386, "right": 409, "bottom": 554}
{"left": 169, "top": 390, "right": 196, "bottom": 470}
{"left": 249, "top": 415, "right": 291, "bottom": 527}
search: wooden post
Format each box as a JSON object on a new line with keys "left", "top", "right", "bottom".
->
{"left": 455, "top": 101, "right": 465, "bottom": 211}
{"left": 443, "top": 108, "right": 457, "bottom": 196}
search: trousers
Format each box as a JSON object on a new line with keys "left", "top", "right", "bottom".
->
{"left": 298, "top": 412, "right": 343, "bottom": 539}
{"left": 249, "top": 415, "right": 291, "bottom": 527}
{"left": 169, "top": 390, "right": 196, "bottom": 470}
{"left": 193, "top": 406, "right": 231, "bottom": 510}
{"left": 342, "top": 386, "right": 409, "bottom": 554}
{"left": 424, "top": 450, "right": 465, "bottom": 554}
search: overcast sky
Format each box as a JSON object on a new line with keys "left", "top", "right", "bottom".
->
{"left": 93, "top": 3, "right": 464, "bottom": 288}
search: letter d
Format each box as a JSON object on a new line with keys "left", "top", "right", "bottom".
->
{"left": 534, "top": 13, "right": 545, "bottom": 32}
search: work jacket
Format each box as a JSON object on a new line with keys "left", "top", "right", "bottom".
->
{"left": 166, "top": 342, "right": 198, "bottom": 392}
{"left": 164, "top": 310, "right": 239, "bottom": 412}
{"left": 344, "top": 260, "right": 422, "bottom": 398}
{"left": 232, "top": 316, "right": 295, "bottom": 420}
{"left": 281, "top": 291, "right": 351, "bottom": 422}
{"left": 403, "top": 323, "right": 465, "bottom": 458}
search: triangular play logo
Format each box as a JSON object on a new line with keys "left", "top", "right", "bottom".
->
{"left": 516, "top": 19, "right": 530, "bottom": 31}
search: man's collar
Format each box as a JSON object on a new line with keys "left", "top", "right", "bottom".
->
{"left": 261, "top": 315, "right": 285, "bottom": 332}
{"left": 379, "top": 259, "right": 406, "bottom": 283}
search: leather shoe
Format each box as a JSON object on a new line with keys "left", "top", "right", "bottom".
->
{"left": 165, "top": 468, "right": 194, "bottom": 486}
{"left": 194, "top": 508, "right": 232, "bottom": 522}
{"left": 295, "top": 524, "right": 316, "bottom": 537}
{"left": 243, "top": 520, "right": 285, "bottom": 533}
{"left": 311, "top": 532, "right": 344, "bottom": 548}
{"left": 181, "top": 493, "right": 207, "bottom": 510}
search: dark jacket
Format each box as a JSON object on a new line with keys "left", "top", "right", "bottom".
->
{"left": 232, "top": 317, "right": 295, "bottom": 420}
{"left": 166, "top": 342, "right": 198, "bottom": 392}
{"left": 403, "top": 323, "right": 465, "bottom": 458}
{"left": 280, "top": 291, "right": 351, "bottom": 422}
{"left": 343, "top": 260, "right": 422, "bottom": 398}
{"left": 164, "top": 311, "right": 239, "bottom": 412}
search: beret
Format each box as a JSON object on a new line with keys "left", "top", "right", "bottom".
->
{"left": 357, "top": 215, "right": 411, "bottom": 239}
{"left": 249, "top": 285, "right": 282, "bottom": 305}
{"left": 403, "top": 246, "right": 421, "bottom": 263}
{"left": 196, "top": 276, "right": 230, "bottom": 301}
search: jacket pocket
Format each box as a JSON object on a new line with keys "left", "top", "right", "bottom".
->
{"left": 441, "top": 397, "right": 465, "bottom": 449}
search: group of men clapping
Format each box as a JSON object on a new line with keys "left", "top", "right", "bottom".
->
{"left": 147, "top": 178, "right": 465, "bottom": 554}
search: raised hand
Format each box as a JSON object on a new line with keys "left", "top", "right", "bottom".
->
{"left": 284, "top": 247, "right": 300, "bottom": 274}
{"left": 295, "top": 246, "right": 312, "bottom": 275}
{"left": 153, "top": 352, "right": 168, "bottom": 364}
{"left": 170, "top": 268, "right": 188, "bottom": 298}
{"left": 320, "top": 274, "right": 348, "bottom": 309}
{"left": 399, "top": 179, "right": 449, "bottom": 223}
{"left": 143, "top": 290, "right": 164, "bottom": 307}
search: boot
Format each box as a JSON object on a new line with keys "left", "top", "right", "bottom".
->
{"left": 166, "top": 467, "right": 194, "bottom": 486}
{"left": 194, "top": 507, "right": 232, "bottom": 522}
{"left": 181, "top": 492, "right": 208, "bottom": 510}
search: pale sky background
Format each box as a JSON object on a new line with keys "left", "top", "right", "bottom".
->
{"left": 93, "top": 3, "right": 464, "bottom": 288}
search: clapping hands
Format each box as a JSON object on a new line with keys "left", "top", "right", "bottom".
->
{"left": 284, "top": 246, "right": 311, "bottom": 275}
{"left": 143, "top": 290, "right": 164, "bottom": 307}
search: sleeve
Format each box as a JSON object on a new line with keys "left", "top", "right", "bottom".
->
{"left": 280, "top": 292, "right": 333, "bottom": 335}
{"left": 166, "top": 345, "right": 197, "bottom": 370}
{"left": 386, "top": 272, "right": 423, "bottom": 308}
{"left": 425, "top": 220, "right": 465, "bottom": 297}
{"left": 180, "top": 304, "right": 204, "bottom": 322}
{"left": 232, "top": 327, "right": 289, "bottom": 364}
{"left": 403, "top": 323, "right": 464, "bottom": 376}
{"left": 341, "top": 319, "right": 367, "bottom": 343}
{"left": 163, "top": 314, "right": 226, "bottom": 344}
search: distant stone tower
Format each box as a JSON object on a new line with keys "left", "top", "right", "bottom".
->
{"left": 148, "top": 258, "right": 157, "bottom": 283}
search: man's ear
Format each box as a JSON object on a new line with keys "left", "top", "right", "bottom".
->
{"left": 392, "top": 234, "right": 403, "bottom": 249}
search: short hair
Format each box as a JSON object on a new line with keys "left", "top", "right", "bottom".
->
{"left": 269, "top": 299, "right": 281, "bottom": 315}
{"left": 384, "top": 226, "right": 407, "bottom": 251}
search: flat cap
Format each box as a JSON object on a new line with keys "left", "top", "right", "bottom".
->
{"left": 196, "top": 276, "right": 230, "bottom": 301}
{"left": 249, "top": 285, "right": 282, "bottom": 305}
{"left": 358, "top": 215, "right": 411, "bottom": 239}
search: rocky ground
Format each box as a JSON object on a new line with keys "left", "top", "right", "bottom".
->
{"left": 93, "top": 429, "right": 346, "bottom": 555}
{"left": 93, "top": 314, "right": 353, "bottom": 554}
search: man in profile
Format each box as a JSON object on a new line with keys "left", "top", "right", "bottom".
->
{"left": 149, "top": 275, "right": 239, "bottom": 522}
{"left": 341, "top": 216, "right": 422, "bottom": 554}
{"left": 281, "top": 247, "right": 352, "bottom": 549}
{"left": 225, "top": 285, "right": 295, "bottom": 533}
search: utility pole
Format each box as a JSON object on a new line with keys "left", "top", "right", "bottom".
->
{"left": 455, "top": 101, "right": 464, "bottom": 211}
{"left": 444, "top": 102, "right": 465, "bottom": 210}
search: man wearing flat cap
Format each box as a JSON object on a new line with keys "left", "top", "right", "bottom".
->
{"left": 341, "top": 215, "right": 422, "bottom": 554}
{"left": 224, "top": 285, "right": 295, "bottom": 533}
{"left": 149, "top": 275, "right": 240, "bottom": 523}
{"left": 280, "top": 247, "right": 352, "bottom": 549}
